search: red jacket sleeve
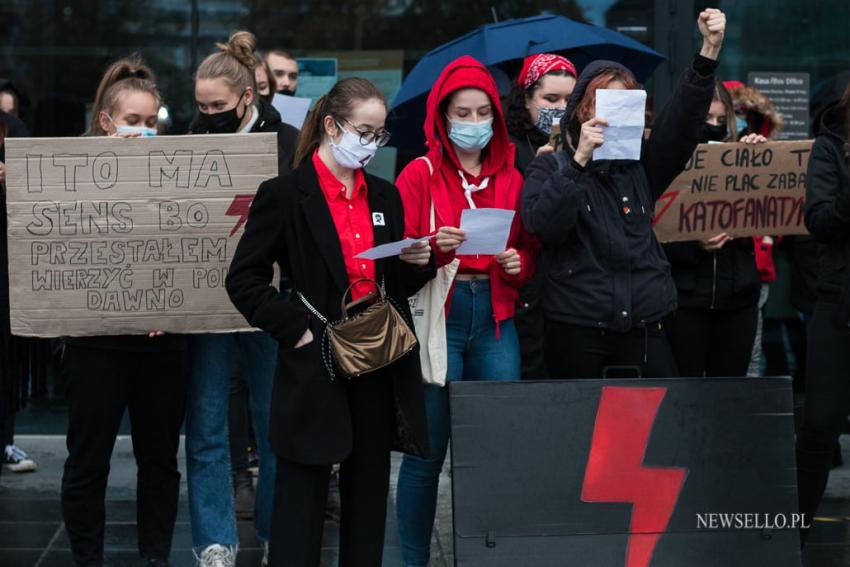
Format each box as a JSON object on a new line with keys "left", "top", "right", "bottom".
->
{"left": 396, "top": 157, "right": 457, "bottom": 268}
{"left": 495, "top": 170, "right": 539, "bottom": 288}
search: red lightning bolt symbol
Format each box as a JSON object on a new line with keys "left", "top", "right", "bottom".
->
{"left": 651, "top": 190, "right": 680, "bottom": 227}
{"left": 581, "top": 386, "right": 687, "bottom": 567}
{"left": 225, "top": 194, "right": 255, "bottom": 236}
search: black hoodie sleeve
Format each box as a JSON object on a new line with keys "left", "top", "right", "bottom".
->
{"left": 642, "top": 54, "right": 717, "bottom": 201}
{"left": 804, "top": 135, "right": 850, "bottom": 243}
{"left": 521, "top": 152, "right": 588, "bottom": 244}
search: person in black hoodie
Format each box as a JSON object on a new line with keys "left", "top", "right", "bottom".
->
{"left": 184, "top": 30, "right": 298, "bottom": 567}
{"left": 61, "top": 55, "right": 187, "bottom": 567}
{"left": 663, "top": 80, "right": 767, "bottom": 377}
{"left": 796, "top": 80, "right": 850, "bottom": 544}
{"left": 521, "top": 8, "right": 726, "bottom": 379}
{"left": 506, "top": 53, "right": 577, "bottom": 381}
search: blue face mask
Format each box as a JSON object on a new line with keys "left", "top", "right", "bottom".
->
{"left": 735, "top": 116, "right": 747, "bottom": 134}
{"left": 447, "top": 117, "right": 493, "bottom": 151}
{"left": 535, "top": 106, "right": 567, "bottom": 136}
{"left": 116, "top": 125, "right": 157, "bottom": 137}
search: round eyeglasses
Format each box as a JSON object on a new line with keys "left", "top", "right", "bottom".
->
{"left": 337, "top": 118, "right": 392, "bottom": 147}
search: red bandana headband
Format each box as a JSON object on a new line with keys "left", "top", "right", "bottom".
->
{"left": 518, "top": 53, "right": 577, "bottom": 90}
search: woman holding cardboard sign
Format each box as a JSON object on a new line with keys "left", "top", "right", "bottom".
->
{"left": 521, "top": 8, "right": 726, "bottom": 379}
{"left": 226, "top": 76, "right": 435, "bottom": 566}
{"left": 662, "top": 80, "right": 768, "bottom": 378}
{"left": 61, "top": 55, "right": 188, "bottom": 567}
{"left": 796, "top": 80, "right": 850, "bottom": 543}
{"left": 183, "top": 30, "right": 298, "bottom": 567}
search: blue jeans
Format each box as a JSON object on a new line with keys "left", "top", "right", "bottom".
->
{"left": 185, "top": 331, "right": 278, "bottom": 550}
{"left": 396, "top": 279, "right": 519, "bottom": 566}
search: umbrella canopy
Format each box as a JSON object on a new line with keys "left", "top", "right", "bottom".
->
{"left": 389, "top": 14, "right": 665, "bottom": 150}
{"left": 392, "top": 14, "right": 665, "bottom": 109}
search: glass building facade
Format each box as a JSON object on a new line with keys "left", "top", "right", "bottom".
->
{"left": 2, "top": 1, "right": 847, "bottom": 138}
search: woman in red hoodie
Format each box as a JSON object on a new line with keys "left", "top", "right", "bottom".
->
{"left": 394, "top": 56, "right": 538, "bottom": 567}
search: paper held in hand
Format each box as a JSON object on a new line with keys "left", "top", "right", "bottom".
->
{"left": 355, "top": 237, "right": 429, "bottom": 260}
{"left": 593, "top": 89, "right": 647, "bottom": 161}
{"left": 456, "top": 208, "right": 515, "bottom": 255}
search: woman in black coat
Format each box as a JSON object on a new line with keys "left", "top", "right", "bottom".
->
{"left": 521, "top": 8, "right": 726, "bottom": 378}
{"left": 226, "top": 77, "right": 435, "bottom": 566}
{"left": 796, "top": 81, "right": 850, "bottom": 544}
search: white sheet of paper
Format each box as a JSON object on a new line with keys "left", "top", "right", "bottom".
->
{"left": 355, "top": 238, "right": 427, "bottom": 260}
{"left": 271, "top": 94, "right": 312, "bottom": 130}
{"left": 456, "top": 208, "right": 515, "bottom": 255}
{"left": 593, "top": 89, "right": 647, "bottom": 161}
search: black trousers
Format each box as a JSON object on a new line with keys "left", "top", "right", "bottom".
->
{"left": 664, "top": 305, "right": 758, "bottom": 377}
{"left": 269, "top": 371, "right": 394, "bottom": 567}
{"left": 516, "top": 272, "right": 549, "bottom": 380}
{"left": 796, "top": 301, "right": 850, "bottom": 542}
{"left": 61, "top": 345, "right": 188, "bottom": 566}
{"left": 543, "top": 319, "right": 679, "bottom": 379}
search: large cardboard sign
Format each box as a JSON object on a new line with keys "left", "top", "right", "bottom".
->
{"left": 450, "top": 378, "right": 801, "bottom": 567}
{"left": 4, "top": 133, "right": 278, "bottom": 337}
{"left": 653, "top": 140, "right": 812, "bottom": 242}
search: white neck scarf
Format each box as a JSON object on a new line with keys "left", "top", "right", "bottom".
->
{"left": 457, "top": 169, "right": 490, "bottom": 209}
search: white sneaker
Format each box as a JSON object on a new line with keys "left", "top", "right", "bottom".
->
{"left": 195, "top": 544, "right": 236, "bottom": 567}
{"left": 3, "top": 445, "right": 37, "bottom": 473}
{"left": 261, "top": 541, "right": 269, "bottom": 567}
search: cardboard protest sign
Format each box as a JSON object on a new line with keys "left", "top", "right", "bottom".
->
{"left": 4, "top": 133, "right": 278, "bottom": 337}
{"left": 652, "top": 140, "right": 812, "bottom": 242}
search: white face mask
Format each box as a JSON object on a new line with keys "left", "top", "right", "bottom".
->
{"left": 116, "top": 125, "right": 157, "bottom": 137}
{"left": 105, "top": 113, "right": 157, "bottom": 137}
{"left": 329, "top": 122, "right": 378, "bottom": 170}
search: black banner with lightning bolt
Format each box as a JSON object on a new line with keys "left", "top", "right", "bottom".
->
{"left": 449, "top": 378, "right": 801, "bottom": 567}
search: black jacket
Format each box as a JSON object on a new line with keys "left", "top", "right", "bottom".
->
{"left": 226, "top": 159, "right": 435, "bottom": 464}
{"left": 804, "top": 101, "right": 850, "bottom": 322}
{"left": 521, "top": 55, "right": 717, "bottom": 332}
{"left": 250, "top": 98, "right": 299, "bottom": 176}
{"left": 663, "top": 239, "right": 760, "bottom": 310}
{"left": 510, "top": 129, "right": 550, "bottom": 177}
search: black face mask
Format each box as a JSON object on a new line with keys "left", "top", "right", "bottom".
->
{"left": 277, "top": 88, "right": 296, "bottom": 97}
{"left": 702, "top": 122, "right": 728, "bottom": 143}
{"left": 260, "top": 92, "right": 274, "bottom": 105}
{"left": 191, "top": 95, "right": 247, "bottom": 134}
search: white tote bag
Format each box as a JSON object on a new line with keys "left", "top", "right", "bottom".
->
{"left": 409, "top": 157, "right": 459, "bottom": 387}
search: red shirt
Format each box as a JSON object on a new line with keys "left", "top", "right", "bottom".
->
{"left": 441, "top": 160, "right": 496, "bottom": 274}
{"left": 312, "top": 150, "right": 376, "bottom": 300}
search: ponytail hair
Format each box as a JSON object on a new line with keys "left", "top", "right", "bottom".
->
{"left": 293, "top": 77, "right": 385, "bottom": 166}
{"left": 87, "top": 54, "right": 159, "bottom": 136}
{"left": 196, "top": 30, "right": 258, "bottom": 94}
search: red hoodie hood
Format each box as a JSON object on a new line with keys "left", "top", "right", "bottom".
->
{"left": 423, "top": 55, "right": 514, "bottom": 177}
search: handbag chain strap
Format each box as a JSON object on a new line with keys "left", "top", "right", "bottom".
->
{"left": 295, "top": 277, "right": 391, "bottom": 383}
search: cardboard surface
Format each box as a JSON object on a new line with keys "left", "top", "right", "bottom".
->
{"left": 4, "top": 133, "right": 278, "bottom": 337}
{"left": 653, "top": 140, "right": 812, "bottom": 242}
{"left": 450, "top": 378, "right": 802, "bottom": 567}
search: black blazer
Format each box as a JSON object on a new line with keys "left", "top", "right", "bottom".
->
{"left": 226, "top": 158, "right": 435, "bottom": 465}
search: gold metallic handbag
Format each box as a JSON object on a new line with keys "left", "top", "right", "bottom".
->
{"left": 298, "top": 278, "right": 418, "bottom": 380}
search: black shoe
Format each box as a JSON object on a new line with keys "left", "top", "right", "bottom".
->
{"left": 145, "top": 558, "right": 172, "bottom": 567}
{"left": 234, "top": 470, "right": 255, "bottom": 520}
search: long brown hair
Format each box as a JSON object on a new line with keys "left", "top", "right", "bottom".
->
{"left": 293, "top": 77, "right": 385, "bottom": 166}
{"left": 713, "top": 80, "right": 738, "bottom": 142}
{"left": 196, "top": 31, "right": 258, "bottom": 94}
{"left": 87, "top": 54, "right": 159, "bottom": 136}
{"left": 568, "top": 69, "right": 639, "bottom": 146}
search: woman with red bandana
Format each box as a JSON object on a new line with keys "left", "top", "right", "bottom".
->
{"left": 506, "top": 53, "right": 578, "bottom": 380}
{"left": 506, "top": 53, "right": 578, "bottom": 176}
{"left": 394, "top": 55, "right": 538, "bottom": 567}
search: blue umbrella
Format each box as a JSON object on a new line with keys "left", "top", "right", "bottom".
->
{"left": 389, "top": 14, "right": 666, "bottom": 149}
